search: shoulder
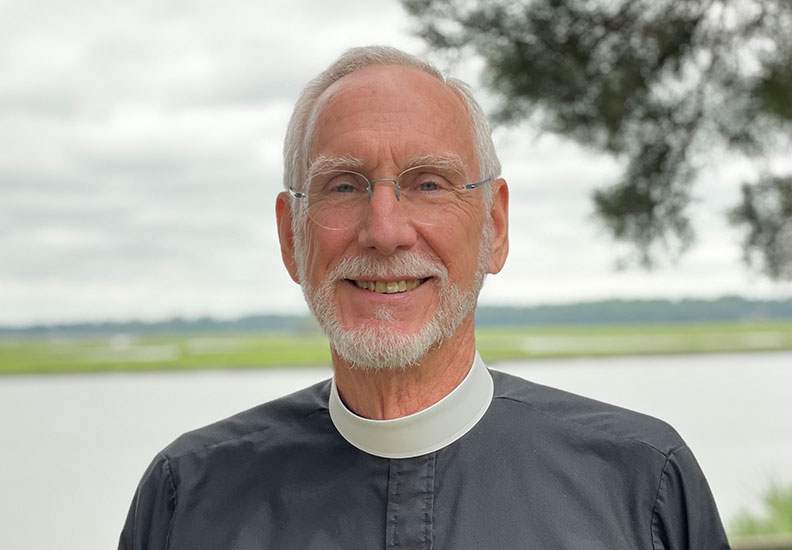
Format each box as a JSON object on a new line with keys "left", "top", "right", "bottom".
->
{"left": 120, "top": 379, "right": 333, "bottom": 547}
{"left": 489, "top": 369, "right": 685, "bottom": 458}
{"left": 160, "top": 378, "right": 332, "bottom": 461}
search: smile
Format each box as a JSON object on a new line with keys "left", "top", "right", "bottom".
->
{"left": 350, "top": 278, "right": 429, "bottom": 294}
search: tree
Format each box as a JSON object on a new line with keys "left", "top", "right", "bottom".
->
{"left": 401, "top": 0, "right": 792, "bottom": 278}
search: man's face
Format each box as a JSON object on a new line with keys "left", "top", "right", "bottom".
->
{"left": 284, "top": 65, "right": 504, "bottom": 368}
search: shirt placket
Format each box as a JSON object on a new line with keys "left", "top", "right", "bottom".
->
{"left": 384, "top": 453, "right": 436, "bottom": 550}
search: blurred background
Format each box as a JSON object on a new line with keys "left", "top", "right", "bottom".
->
{"left": 1, "top": 0, "right": 791, "bottom": 548}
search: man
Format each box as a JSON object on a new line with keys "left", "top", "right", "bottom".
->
{"left": 120, "top": 46, "right": 729, "bottom": 549}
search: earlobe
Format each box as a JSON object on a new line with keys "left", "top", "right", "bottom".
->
{"left": 276, "top": 192, "right": 301, "bottom": 284}
{"left": 487, "top": 179, "right": 509, "bottom": 274}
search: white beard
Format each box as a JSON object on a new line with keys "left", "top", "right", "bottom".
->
{"left": 294, "top": 223, "right": 493, "bottom": 370}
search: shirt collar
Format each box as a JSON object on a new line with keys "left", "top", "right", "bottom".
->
{"left": 328, "top": 352, "right": 493, "bottom": 459}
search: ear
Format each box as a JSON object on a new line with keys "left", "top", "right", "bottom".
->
{"left": 487, "top": 178, "right": 509, "bottom": 274}
{"left": 276, "top": 192, "right": 300, "bottom": 284}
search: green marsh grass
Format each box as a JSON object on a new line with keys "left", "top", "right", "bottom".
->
{"left": 475, "top": 321, "right": 792, "bottom": 361}
{"left": 0, "top": 333, "right": 331, "bottom": 375}
{"left": 3, "top": 321, "right": 792, "bottom": 375}
{"left": 730, "top": 483, "right": 792, "bottom": 542}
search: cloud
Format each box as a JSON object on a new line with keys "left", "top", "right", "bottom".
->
{"left": 0, "top": 0, "right": 429, "bottom": 325}
{"left": 2, "top": 0, "right": 790, "bottom": 326}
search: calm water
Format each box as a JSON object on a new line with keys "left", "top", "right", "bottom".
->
{"left": 1, "top": 352, "right": 790, "bottom": 549}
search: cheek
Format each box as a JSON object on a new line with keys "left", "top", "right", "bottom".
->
{"left": 299, "top": 226, "right": 352, "bottom": 284}
{"left": 422, "top": 213, "right": 483, "bottom": 278}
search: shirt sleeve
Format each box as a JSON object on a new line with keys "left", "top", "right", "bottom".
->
{"left": 118, "top": 453, "right": 177, "bottom": 550}
{"left": 651, "top": 445, "right": 731, "bottom": 550}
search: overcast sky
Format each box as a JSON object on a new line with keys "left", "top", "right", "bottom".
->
{"left": 1, "top": 0, "right": 790, "bottom": 327}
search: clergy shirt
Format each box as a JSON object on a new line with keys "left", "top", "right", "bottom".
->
{"left": 120, "top": 359, "right": 730, "bottom": 550}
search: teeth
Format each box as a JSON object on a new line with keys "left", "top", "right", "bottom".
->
{"left": 354, "top": 279, "right": 423, "bottom": 294}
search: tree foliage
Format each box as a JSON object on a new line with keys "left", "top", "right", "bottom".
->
{"left": 729, "top": 176, "right": 792, "bottom": 279}
{"left": 401, "top": 0, "right": 792, "bottom": 277}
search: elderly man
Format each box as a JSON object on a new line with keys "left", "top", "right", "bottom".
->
{"left": 120, "top": 46, "right": 729, "bottom": 549}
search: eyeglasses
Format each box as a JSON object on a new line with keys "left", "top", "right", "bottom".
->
{"left": 289, "top": 165, "right": 492, "bottom": 230}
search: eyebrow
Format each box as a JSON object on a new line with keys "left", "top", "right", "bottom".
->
{"left": 306, "top": 152, "right": 469, "bottom": 181}
{"left": 307, "top": 155, "right": 364, "bottom": 181}
{"left": 406, "top": 153, "right": 468, "bottom": 177}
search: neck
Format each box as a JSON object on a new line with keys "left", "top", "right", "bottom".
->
{"left": 331, "top": 316, "right": 477, "bottom": 420}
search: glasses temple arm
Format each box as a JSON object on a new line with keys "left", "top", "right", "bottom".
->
{"left": 463, "top": 177, "right": 493, "bottom": 190}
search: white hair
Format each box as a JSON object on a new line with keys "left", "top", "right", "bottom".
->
{"left": 283, "top": 45, "right": 501, "bottom": 208}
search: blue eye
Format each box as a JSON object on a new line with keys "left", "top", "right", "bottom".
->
{"left": 412, "top": 172, "right": 452, "bottom": 193}
{"left": 333, "top": 183, "right": 356, "bottom": 193}
{"left": 323, "top": 172, "right": 365, "bottom": 195}
{"left": 419, "top": 180, "right": 439, "bottom": 192}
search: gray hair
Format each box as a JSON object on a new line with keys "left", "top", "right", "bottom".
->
{"left": 283, "top": 46, "right": 501, "bottom": 207}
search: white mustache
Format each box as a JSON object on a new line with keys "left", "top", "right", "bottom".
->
{"left": 328, "top": 253, "right": 449, "bottom": 283}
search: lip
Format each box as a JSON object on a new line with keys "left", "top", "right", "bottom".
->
{"left": 332, "top": 276, "right": 437, "bottom": 328}
{"left": 344, "top": 277, "right": 431, "bottom": 299}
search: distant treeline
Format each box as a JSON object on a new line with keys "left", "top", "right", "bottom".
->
{"left": 0, "top": 314, "right": 316, "bottom": 338}
{"left": 475, "top": 296, "right": 792, "bottom": 326}
{"left": 3, "top": 296, "right": 792, "bottom": 338}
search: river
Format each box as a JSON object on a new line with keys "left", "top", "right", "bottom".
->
{"left": 1, "top": 352, "right": 790, "bottom": 549}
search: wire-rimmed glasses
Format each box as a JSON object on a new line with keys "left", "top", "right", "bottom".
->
{"left": 289, "top": 165, "right": 492, "bottom": 231}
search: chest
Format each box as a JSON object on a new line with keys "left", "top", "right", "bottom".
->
{"left": 167, "top": 447, "right": 652, "bottom": 550}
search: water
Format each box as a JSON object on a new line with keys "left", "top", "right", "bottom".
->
{"left": 1, "top": 352, "right": 790, "bottom": 549}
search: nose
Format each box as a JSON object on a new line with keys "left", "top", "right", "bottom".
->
{"left": 356, "top": 180, "right": 418, "bottom": 255}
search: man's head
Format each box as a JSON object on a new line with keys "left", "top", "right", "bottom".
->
{"left": 276, "top": 46, "right": 509, "bottom": 369}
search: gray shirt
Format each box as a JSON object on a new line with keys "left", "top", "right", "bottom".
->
{"left": 119, "top": 369, "right": 729, "bottom": 549}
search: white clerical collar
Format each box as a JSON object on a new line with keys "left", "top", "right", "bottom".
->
{"left": 328, "top": 352, "right": 494, "bottom": 459}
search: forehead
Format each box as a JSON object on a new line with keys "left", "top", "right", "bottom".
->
{"left": 306, "top": 65, "right": 478, "bottom": 174}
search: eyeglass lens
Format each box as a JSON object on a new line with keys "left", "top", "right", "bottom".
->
{"left": 304, "top": 166, "right": 461, "bottom": 230}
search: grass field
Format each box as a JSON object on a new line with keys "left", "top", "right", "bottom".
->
{"left": 731, "top": 483, "right": 792, "bottom": 538}
{"left": 3, "top": 321, "right": 792, "bottom": 375}
{"left": 475, "top": 321, "right": 792, "bottom": 361}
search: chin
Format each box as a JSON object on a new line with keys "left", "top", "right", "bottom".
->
{"left": 309, "top": 281, "right": 477, "bottom": 370}
{"left": 330, "top": 322, "right": 441, "bottom": 370}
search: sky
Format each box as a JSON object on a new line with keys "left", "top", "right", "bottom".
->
{"left": 2, "top": 0, "right": 791, "bottom": 327}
